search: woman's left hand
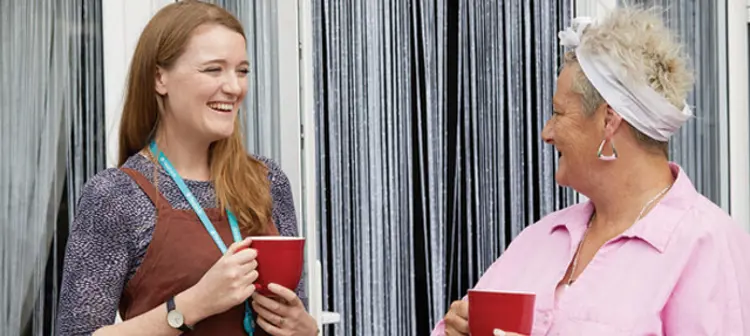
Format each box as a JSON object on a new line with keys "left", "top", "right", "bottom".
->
{"left": 493, "top": 329, "right": 526, "bottom": 336}
{"left": 252, "top": 283, "right": 318, "bottom": 336}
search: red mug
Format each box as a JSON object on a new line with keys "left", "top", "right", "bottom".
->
{"left": 248, "top": 236, "right": 305, "bottom": 296}
{"left": 468, "top": 289, "right": 536, "bottom": 335}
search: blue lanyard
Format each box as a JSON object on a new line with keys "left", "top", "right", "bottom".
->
{"left": 150, "top": 141, "right": 254, "bottom": 336}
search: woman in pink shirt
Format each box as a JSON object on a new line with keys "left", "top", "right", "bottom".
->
{"left": 433, "top": 7, "right": 750, "bottom": 336}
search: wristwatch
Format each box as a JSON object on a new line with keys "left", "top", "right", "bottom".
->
{"left": 166, "top": 296, "right": 194, "bottom": 332}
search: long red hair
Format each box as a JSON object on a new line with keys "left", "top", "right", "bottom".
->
{"left": 118, "top": 0, "right": 271, "bottom": 234}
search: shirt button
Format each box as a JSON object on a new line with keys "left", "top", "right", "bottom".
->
{"left": 541, "top": 311, "right": 552, "bottom": 324}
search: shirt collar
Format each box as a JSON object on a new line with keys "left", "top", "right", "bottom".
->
{"left": 549, "top": 162, "right": 699, "bottom": 253}
{"left": 549, "top": 202, "right": 593, "bottom": 237}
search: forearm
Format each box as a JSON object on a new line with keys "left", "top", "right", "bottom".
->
{"left": 93, "top": 288, "right": 208, "bottom": 336}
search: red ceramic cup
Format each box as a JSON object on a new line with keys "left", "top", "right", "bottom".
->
{"left": 468, "top": 289, "right": 536, "bottom": 335}
{"left": 249, "top": 236, "right": 305, "bottom": 296}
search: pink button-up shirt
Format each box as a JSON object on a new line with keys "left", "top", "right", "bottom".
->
{"left": 432, "top": 163, "right": 750, "bottom": 335}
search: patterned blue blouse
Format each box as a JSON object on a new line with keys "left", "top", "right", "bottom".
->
{"left": 56, "top": 153, "right": 303, "bottom": 335}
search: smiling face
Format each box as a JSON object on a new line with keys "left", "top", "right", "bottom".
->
{"left": 542, "top": 64, "right": 606, "bottom": 188}
{"left": 155, "top": 23, "right": 249, "bottom": 144}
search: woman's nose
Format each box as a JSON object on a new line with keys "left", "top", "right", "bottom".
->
{"left": 541, "top": 121, "right": 554, "bottom": 144}
{"left": 222, "top": 75, "right": 242, "bottom": 96}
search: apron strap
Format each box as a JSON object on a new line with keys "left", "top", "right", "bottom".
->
{"left": 121, "top": 168, "right": 171, "bottom": 210}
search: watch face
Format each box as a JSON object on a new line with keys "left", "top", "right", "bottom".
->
{"left": 167, "top": 310, "right": 184, "bottom": 328}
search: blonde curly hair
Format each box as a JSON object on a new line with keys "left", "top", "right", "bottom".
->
{"left": 564, "top": 6, "right": 694, "bottom": 156}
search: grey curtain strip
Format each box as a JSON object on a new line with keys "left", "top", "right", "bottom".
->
{"left": 0, "top": 0, "right": 104, "bottom": 334}
{"left": 66, "top": 0, "right": 106, "bottom": 237}
{"left": 62, "top": 1, "right": 106, "bottom": 335}
{"left": 642, "top": 0, "right": 722, "bottom": 203}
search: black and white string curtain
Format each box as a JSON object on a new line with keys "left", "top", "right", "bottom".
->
{"left": 448, "top": 0, "right": 575, "bottom": 296}
{"left": 0, "top": 0, "right": 105, "bottom": 335}
{"left": 313, "top": 0, "right": 572, "bottom": 334}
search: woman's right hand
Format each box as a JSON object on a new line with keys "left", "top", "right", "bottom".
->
{"left": 444, "top": 300, "right": 469, "bottom": 336}
{"left": 443, "top": 299, "right": 526, "bottom": 336}
{"left": 187, "top": 237, "right": 259, "bottom": 318}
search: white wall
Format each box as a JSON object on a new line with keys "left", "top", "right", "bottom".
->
{"left": 574, "top": 0, "right": 617, "bottom": 18}
{"left": 728, "top": 0, "right": 750, "bottom": 231}
{"left": 103, "top": 0, "right": 175, "bottom": 168}
{"left": 275, "top": 1, "right": 304, "bottom": 223}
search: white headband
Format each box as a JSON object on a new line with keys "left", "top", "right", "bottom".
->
{"left": 558, "top": 17, "right": 692, "bottom": 142}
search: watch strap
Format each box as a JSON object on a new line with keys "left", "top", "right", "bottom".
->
{"left": 166, "top": 296, "right": 193, "bottom": 332}
{"left": 167, "top": 296, "right": 176, "bottom": 311}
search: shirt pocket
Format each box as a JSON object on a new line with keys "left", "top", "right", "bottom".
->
{"left": 562, "top": 310, "right": 662, "bottom": 336}
{"left": 564, "top": 318, "right": 633, "bottom": 335}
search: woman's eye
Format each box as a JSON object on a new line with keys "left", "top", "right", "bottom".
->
{"left": 203, "top": 67, "right": 221, "bottom": 72}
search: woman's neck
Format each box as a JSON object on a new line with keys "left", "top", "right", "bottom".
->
{"left": 584, "top": 155, "right": 675, "bottom": 234}
{"left": 151, "top": 129, "right": 212, "bottom": 181}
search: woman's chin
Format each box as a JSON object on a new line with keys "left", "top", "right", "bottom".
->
{"left": 205, "top": 127, "right": 235, "bottom": 142}
{"left": 554, "top": 170, "right": 570, "bottom": 187}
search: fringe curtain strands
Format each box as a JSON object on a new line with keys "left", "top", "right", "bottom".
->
{"left": 313, "top": 1, "right": 572, "bottom": 334}
{"left": 0, "top": 0, "right": 105, "bottom": 335}
{"left": 622, "top": 0, "right": 723, "bottom": 203}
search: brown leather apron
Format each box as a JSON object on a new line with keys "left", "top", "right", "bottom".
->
{"left": 118, "top": 168, "right": 278, "bottom": 335}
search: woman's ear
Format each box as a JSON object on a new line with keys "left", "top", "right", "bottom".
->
{"left": 155, "top": 66, "right": 168, "bottom": 96}
{"left": 602, "top": 105, "right": 623, "bottom": 139}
